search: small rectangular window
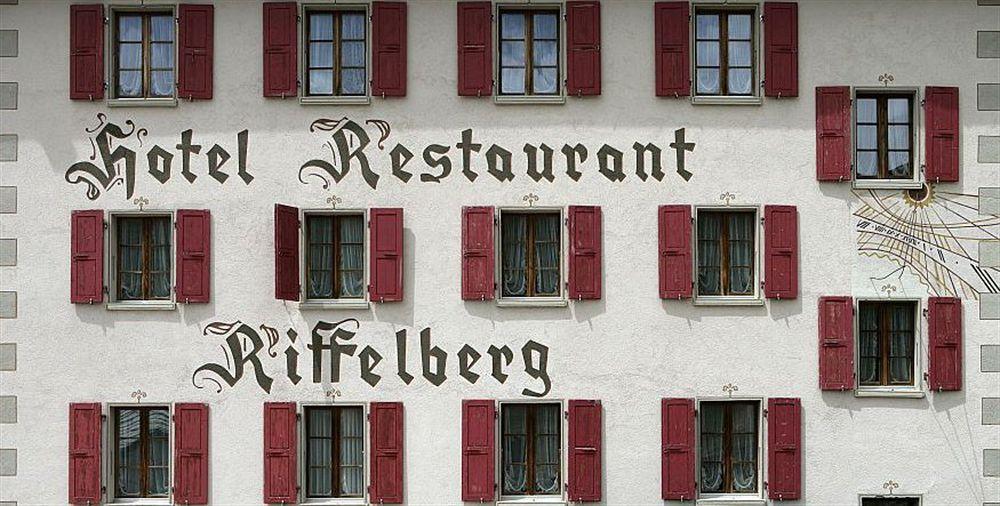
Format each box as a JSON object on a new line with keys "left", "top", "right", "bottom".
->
{"left": 699, "top": 401, "right": 759, "bottom": 494}
{"left": 694, "top": 9, "right": 755, "bottom": 96}
{"left": 114, "top": 407, "right": 170, "bottom": 499}
{"left": 305, "top": 406, "right": 365, "bottom": 498}
{"left": 306, "top": 10, "right": 367, "bottom": 97}
{"left": 498, "top": 9, "right": 560, "bottom": 96}
{"left": 501, "top": 403, "right": 561, "bottom": 496}
{"left": 697, "top": 210, "right": 755, "bottom": 296}
{"left": 116, "top": 215, "right": 172, "bottom": 301}
{"left": 115, "top": 11, "right": 175, "bottom": 98}
{"left": 855, "top": 93, "right": 914, "bottom": 180}
{"left": 858, "top": 301, "right": 917, "bottom": 386}
{"left": 500, "top": 212, "right": 561, "bottom": 298}
{"left": 305, "top": 213, "right": 365, "bottom": 300}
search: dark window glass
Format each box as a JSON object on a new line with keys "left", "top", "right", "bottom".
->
{"left": 307, "top": 11, "right": 367, "bottom": 96}
{"left": 695, "top": 10, "right": 754, "bottom": 96}
{"left": 501, "top": 403, "right": 561, "bottom": 496}
{"left": 700, "top": 401, "right": 758, "bottom": 494}
{"left": 117, "top": 216, "right": 171, "bottom": 301}
{"left": 501, "top": 212, "right": 561, "bottom": 297}
{"left": 697, "top": 211, "right": 755, "bottom": 296}
{"left": 306, "top": 214, "right": 365, "bottom": 300}
{"left": 115, "top": 12, "right": 174, "bottom": 98}
{"left": 306, "top": 406, "right": 364, "bottom": 498}
{"left": 115, "top": 407, "right": 169, "bottom": 498}
{"left": 499, "top": 10, "right": 560, "bottom": 96}
{"left": 855, "top": 93, "right": 914, "bottom": 180}
{"left": 859, "top": 301, "right": 916, "bottom": 386}
{"left": 862, "top": 499, "right": 920, "bottom": 506}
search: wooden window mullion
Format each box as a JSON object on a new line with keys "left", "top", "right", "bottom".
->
{"left": 140, "top": 409, "right": 149, "bottom": 497}
{"left": 334, "top": 13, "right": 342, "bottom": 96}
{"left": 333, "top": 217, "right": 342, "bottom": 299}
{"left": 720, "top": 216, "right": 731, "bottom": 296}
{"left": 525, "top": 14, "right": 534, "bottom": 95}
{"left": 526, "top": 217, "right": 536, "bottom": 298}
{"left": 719, "top": 14, "right": 729, "bottom": 96}
{"left": 526, "top": 406, "right": 536, "bottom": 495}
{"left": 332, "top": 407, "right": 341, "bottom": 497}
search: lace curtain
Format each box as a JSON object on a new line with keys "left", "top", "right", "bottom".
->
{"left": 307, "top": 408, "right": 364, "bottom": 497}
{"left": 701, "top": 403, "right": 757, "bottom": 494}
{"left": 697, "top": 214, "right": 721, "bottom": 294}
{"left": 889, "top": 304, "right": 913, "bottom": 384}
{"left": 116, "top": 409, "right": 169, "bottom": 497}
{"left": 503, "top": 404, "right": 560, "bottom": 495}
{"left": 502, "top": 215, "right": 560, "bottom": 297}
{"left": 118, "top": 218, "right": 170, "bottom": 300}
{"left": 727, "top": 213, "right": 754, "bottom": 294}
{"left": 307, "top": 216, "right": 364, "bottom": 299}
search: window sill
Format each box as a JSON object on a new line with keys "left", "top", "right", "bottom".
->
{"left": 692, "top": 296, "right": 764, "bottom": 307}
{"left": 299, "top": 95, "right": 371, "bottom": 106}
{"left": 691, "top": 95, "right": 762, "bottom": 106}
{"left": 300, "top": 300, "right": 371, "bottom": 310}
{"left": 498, "top": 498, "right": 566, "bottom": 505}
{"left": 852, "top": 179, "right": 923, "bottom": 190}
{"left": 108, "top": 499, "right": 171, "bottom": 506}
{"left": 106, "top": 301, "right": 177, "bottom": 311}
{"left": 696, "top": 497, "right": 765, "bottom": 506}
{"left": 497, "top": 297, "right": 568, "bottom": 308}
{"left": 106, "top": 98, "right": 178, "bottom": 108}
{"left": 301, "top": 498, "right": 366, "bottom": 506}
{"left": 495, "top": 94, "right": 566, "bottom": 105}
{"left": 855, "top": 387, "right": 925, "bottom": 398}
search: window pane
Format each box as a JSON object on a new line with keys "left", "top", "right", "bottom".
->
{"left": 533, "top": 68, "right": 558, "bottom": 95}
{"left": 341, "top": 41, "right": 365, "bottom": 68}
{"left": 341, "top": 13, "right": 366, "bottom": 40}
{"left": 700, "top": 403, "right": 724, "bottom": 493}
{"left": 859, "top": 304, "right": 881, "bottom": 385}
{"left": 310, "top": 42, "right": 335, "bottom": 68}
{"left": 856, "top": 152, "right": 878, "bottom": 177}
{"left": 501, "top": 68, "right": 526, "bottom": 95}
{"left": 339, "top": 408, "right": 364, "bottom": 496}
{"left": 888, "top": 125, "right": 909, "bottom": 150}
{"left": 501, "top": 41, "right": 526, "bottom": 66}
{"left": 307, "top": 216, "right": 334, "bottom": 299}
{"left": 307, "top": 408, "right": 333, "bottom": 497}
{"left": 727, "top": 68, "right": 752, "bottom": 95}
{"left": 502, "top": 406, "right": 528, "bottom": 495}
{"left": 728, "top": 14, "right": 752, "bottom": 39}
{"left": 117, "top": 409, "right": 141, "bottom": 496}
{"left": 533, "top": 13, "right": 558, "bottom": 39}
{"left": 309, "top": 70, "right": 335, "bottom": 95}
{"left": 697, "top": 213, "right": 722, "bottom": 294}
{"left": 119, "top": 71, "right": 143, "bottom": 98}
{"left": 728, "top": 41, "right": 752, "bottom": 67}
{"left": 150, "top": 15, "right": 174, "bottom": 42}
{"left": 151, "top": 43, "right": 173, "bottom": 69}
{"left": 150, "top": 70, "right": 174, "bottom": 97}
{"left": 119, "top": 15, "right": 142, "bottom": 42}
{"left": 341, "top": 68, "right": 366, "bottom": 95}
{"left": 502, "top": 214, "right": 528, "bottom": 296}
{"left": 117, "top": 219, "right": 143, "bottom": 299}
{"left": 727, "top": 213, "right": 754, "bottom": 295}
{"left": 533, "top": 214, "right": 561, "bottom": 295}
{"left": 533, "top": 41, "right": 558, "bottom": 67}
{"left": 856, "top": 125, "right": 877, "bottom": 150}
{"left": 696, "top": 14, "right": 719, "bottom": 39}
{"left": 888, "top": 152, "right": 911, "bottom": 178}
{"left": 310, "top": 13, "right": 334, "bottom": 40}
{"left": 888, "top": 98, "right": 909, "bottom": 123}
{"left": 856, "top": 98, "right": 877, "bottom": 123}
{"left": 696, "top": 69, "right": 720, "bottom": 94}
{"left": 149, "top": 218, "right": 171, "bottom": 297}
{"left": 696, "top": 41, "right": 719, "bottom": 67}
{"left": 119, "top": 43, "right": 143, "bottom": 70}
{"left": 501, "top": 13, "right": 525, "bottom": 39}
{"left": 731, "top": 404, "right": 757, "bottom": 493}
{"left": 534, "top": 405, "right": 561, "bottom": 495}
{"left": 338, "top": 216, "right": 364, "bottom": 298}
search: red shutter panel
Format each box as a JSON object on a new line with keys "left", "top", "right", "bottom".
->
{"left": 815, "top": 86, "right": 852, "bottom": 181}
{"left": 569, "top": 206, "right": 602, "bottom": 300}
{"left": 174, "top": 403, "right": 209, "bottom": 505}
{"left": 654, "top": 2, "right": 690, "bottom": 97}
{"left": 566, "top": 1, "right": 601, "bottom": 96}
{"left": 767, "top": 398, "right": 801, "bottom": 500}
{"left": 263, "top": 402, "right": 298, "bottom": 503}
{"left": 818, "top": 296, "right": 854, "bottom": 390}
{"left": 659, "top": 205, "right": 692, "bottom": 299}
{"left": 71, "top": 210, "right": 104, "bottom": 304}
{"left": 928, "top": 297, "right": 962, "bottom": 391}
{"left": 661, "top": 398, "right": 695, "bottom": 501}
{"left": 274, "top": 204, "right": 300, "bottom": 301}
{"left": 372, "top": 2, "right": 407, "bottom": 97}
{"left": 764, "top": 205, "right": 798, "bottom": 299}
{"left": 763, "top": 2, "right": 798, "bottom": 98}
{"left": 461, "top": 206, "right": 495, "bottom": 300}
{"left": 176, "top": 209, "right": 211, "bottom": 303}
{"left": 457, "top": 2, "right": 493, "bottom": 97}
{"left": 370, "top": 402, "right": 404, "bottom": 504}
{"left": 568, "top": 399, "right": 602, "bottom": 502}
{"left": 178, "top": 4, "right": 214, "bottom": 100}
{"left": 70, "top": 4, "right": 105, "bottom": 100}
{"left": 925, "top": 86, "right": 960, "bottom": 183}
{"left": 263, "top": 2, "right": 298, "bottom": 98}
{"left": 370, "top": 208, "right": 404, "bottom": 302}
{"left": 461, "top": 399, "right": 496, "bottom": 502}
{"left": 68, "top": 403, "right": 102, "bottom": 505}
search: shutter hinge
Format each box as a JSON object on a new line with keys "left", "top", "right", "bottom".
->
{"left": 103, "top": 220, "right": 109, "bottom": 230}
{"left": 296, "top": 412, "right": 302, "bottom": 420}
{"left": 174, "top": 16, "right": 180, "bottom": 23}
{"left": 764, "top": 481, "right": 769, "bottom": 490}
{"left": 494, "top": 409, "right": 499, "bottom": 419}
{"left": 922, "top": 308, "right": 929, "bottom": 319}
{"left": 564, "top": 410, "right": 569, "bottom": 420}
{"left": 920, "top": 98, "right": 926, "bottom": 107}
{"left": 103, "top": 16, "right": 109, "bottom": 25}
{"left": 296, "top": 14, "right": 302, "bottom": 22}
{"left": 101, "top": 485, "right": 107, "bottom": 494}
{"left": 103, "top": 285, "right": 109, "bottom": 295}
{"left": 763, "top": 408, "right": 769, "bottom": 418}
{"left": 693, "top": 408, "right": 698, "bottom": 417}
{"left": 760, "top": 215, "right": 765, "bottom": 225}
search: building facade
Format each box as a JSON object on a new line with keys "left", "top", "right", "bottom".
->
{"left": 0, "top": 0, "right": 998, "bottom": 504}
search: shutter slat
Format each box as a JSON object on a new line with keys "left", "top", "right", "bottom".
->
{"left": 661, "top": 398, "right": 695, "bottom": 501}
{"left": 176, "top": 210, "right": 211, "bottom": 303}
{"left": 462, "top": 399, "right": 496, "bottom": 502}
{"left": 372, "top": 2, "right": 407, "bottom": 97}
{"left": 263, "top": 2, "right": 299, "bottom": 97}
{"left": 174, "top": 403, "right": 209, "bottom": 505}
{"left": 369, "top": 208, "right": 404, "bottom": 302}
{"left": 815, "top": 86, "right": 852, "bottom": 181}
{"left": 566, "top": 1, "right": 601, "bottom": 96}
{"left": 925, "top": 86, "right": 960, "bottom": 182}
{"left": 274, "top": 204, "right": 300, "bottom": 301}
{"left": 71, "top": 210, "right": 104, "bottom": 304}
{"left": 767, "top": 398, "right": 801, "bottom": 500}
{"left": 178, "top": 4, "right": 214, "bottom": 100}
{"left": 818, "top": 296, "right": 854, "bottom": 390}
{"left": 764, "top": 205, "right": 798, "bottom": 299}
{"left": 70, "top": 4, "right": 105, "bottom": 100}
{"left": 370, "top": 402, "right": 404, "bottom": 503}
{"left": 263, "top": 402, "right": 298, "bottom": 503}
{"left": 461, "top": 206, "right": 495, "bottom": 300}
{"left": 569, "top": 206, "right": 602, "bottom": 300}
{"left": 654, "top": 2, "right": 690, "bottom": 97}
{"left": 68, "top": 403, "right": 102, "bottom": 504}
{"left": 763, "top": 2, "right": 798, "bottom": 97}
{"left": 457, "top": 2, "right": 493, "bottom": 97}
{"left": 658, "top": 205, "right": 692, "bottom": 299}
{"left": 928, "top": 297, "right": 962, "bottom": 391}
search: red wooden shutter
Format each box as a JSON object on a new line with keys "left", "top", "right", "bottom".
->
{"left": 815, "top": 86, "right": 852, "bottom": 181}
{"left": 928, "top": 297, "right": 962, "bottom": 391}
{"left": 925, "top": 86, "right": 960, "bottom": 183}
{"left": 457, "top": 2, "right": 493, "bottom": 97}
{"left": 71, "top": 210, "right": 104, "bottom": 304}
{"left": 370, "top": 208, "right": 404, "bottom": 302}
{"left": 70, "top": 4, "right": 105, "bottom": 100}
{"left": 661, "top": 398, "right": 695, "bottom": 501}
{"left": 566, "top": 1, "right": 601, "bottom": 96}
{"left": 372, "top": 2, "right": 407, "bottom": 97}
{"left": 461, "top": 206, "right": 495, "bottom": 300}
{"left": 263, "top": 2, "right": 298, "bottom": 98}
{"left": 263, "top": 402, "right": 298, "bottom": 503}
{"left": 654, "top": 2, "right": 690, "bottom": 97}
{"left": 568, "top": 399, "right": 602, "bottom": 502}
{"left": 461, "top": 399, "right": 495, "bottom": 502}
{"left": 659, "top": 205, "right": 692, "bottom": 299}
{"left": 764, "top": 205, "right": 798, "bottom": 299}
{"left": 178, "top": 4, "right": 214, "bottom": 100}
{"left": 68, "top": 403, "right": 102, "bottom": 505}
{"left": 767, "top": 398, "right": 801, "bottom": 500}
{"left": 274, "top": 204, "right": 300, "bottom": 301}
{"left": 370, "top": 402, "right": 404, "bottom": 504}
{"left": 174, "top": 403, "right": 209, "bottom": 505}
{"left": 569, "top": 206, "right": 602, "bottom": 300}
{"left": 763, "top": 2, "right": 798, "bottom": 98}
{"left": 818, "top": 296, "right": 854, "bottom": 390}
{"left": 176, "top": 209, "right": 211, "bottom": 303}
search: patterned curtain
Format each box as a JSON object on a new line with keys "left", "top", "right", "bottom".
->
{"left": 698, "top": 214, "right": 722, "bottom": 294}
{"left": 308, "top": 217, "right": 334, "bottom": 298}
{"left": 339, "top": 217, "right": 365, "bottom": 298}
{"left": 502, "top": 216, "right": 528, "bottom": 297}
{"left": 533, "top": 215, "right": 560, "bottom": 296}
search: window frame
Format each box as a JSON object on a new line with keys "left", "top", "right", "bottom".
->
{"left": 300, "top": 208, "right": 371, "bottom": 310}
{"left": 854, "top": 298, "right": 924, "bottom": 398}
{"left": 690, "top": 1, "right": 762, "bottom": 106}
{"left": 300, "top": 403, "right": 368, "bottom": 504}
{"left": 299, "top": 2, "right": 372, "bottom": 106}
{"left": 694, "top": 397, "right": 764, "bottom": 504}
{"left": 104, "top": 403, "right": 174, "bottom": 506}
{"left": 857, "top": 494, "right": 922, "bottom": 506}
{"left": 496, "top": 399, "right": 567, "bottom": 504}
{"left": 107, "top": 6, "right": 178, "bottom": 108}
{"left": 852, "top": 87, "right": 923, "bottom": 190}
{"left": 494, "top": 2, "right": 566, "bottom": 105}
{"left": 495, "top": 206, "right": 567, "bottom": 307}
{"left": 106, "top": 210, "right": 177, "bottom": 311}
{"left": 692, "top": 205, "right": 763, "bottom": 306}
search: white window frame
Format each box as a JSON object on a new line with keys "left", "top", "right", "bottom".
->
{"left": 692, "top": 205, "right": 763, "bottom": 306}
{"left": 857, "top": 494, "right": 923, "bottom": 506}
{"left": 690, "top": 0, "right": 762, "bottom": 106}
{"left": 106, "top": 5, "right": 180, "bottom": 108}
{"left": 496, "top": 399, "right": 568, "bottom": 505}
{"left": 495, "top": 206, "right": 568, "bottom": 307}
{"left": 299, "top": 208, "right": 371, "bottom": 310}
{"left": 106, "top": 210, "right": 177, "bottom": 311}
{"left": 299, "top": 2, "right": 372, "bottom": 106}
{"left": 104, "top": 402, "right": 174, "bottom": 506}
{"left": 493, "top": 2, "right": 567, "bottom": 105}
{"left": 851, "top": 86, "right": 923, "bottom": 190}
{"left": 298, "top": 401, "right": 371, "bottom": 506}
{"left": 854, "top": 297, "right": 925, "bottom": 398}
{"left": 694, "top": 397, "right": 765, "bottom": 506}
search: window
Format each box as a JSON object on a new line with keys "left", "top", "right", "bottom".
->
{"left": 114, "top": 11, "right": 175, "bottom": 98}
{"left": 498, "top": 9, "right": 560, "bottom": 96}
{"left": 305, "top": 213, "right": 365, "bottom": 300}
{"left": 305, "top": 406, "right": 365, "bottom": 499}
{"left": 855, "top": 93, "right": 914, "bottom": 181}
{"left": 501, "top": 403, "right": 561, "bottom": 497}
{"left": 858, "top": 301, "right": 917, "bottom": 387}
{"left": 697, "top": 210, "right": 755, "bottom": 297}
{"left": 116, "top": 216, "right": 172, "bottom": 301}
{"left": 306, "top": 10, "right": 367, "bottom": 97}
{"left": 861, "top": 498, "right": 920, "bottom": 506}
{"left": 694, "top": 9, "right": 755, "bottom": 96}
{"left": 699, "top": 401, "right": 759, "bottom": 495}
{"left": 500, "top": 211, "right": 561, "bottom": 298}
{"left": 114, "top": 407, "right": 170, "bottom": 499}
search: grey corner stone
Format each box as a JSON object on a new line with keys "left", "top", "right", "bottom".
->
{"left": 0, "top": 343, "right": 14, "bottom": 371}
{"left": 981, "top": 136, "right": 1000, "bottom": 164}
{"left": 983, "top": 293, "right": 1000, "bottom": 320}
{"left": 983, "top": 241, "right": 1000, "bottom": 268}
{"left": 0, "top": 30, "right": 15, "bottom": 58}
{"left": 0, "top": 448, "right": 14, "bottom": 476}
{"left": 982, "top": 187, "right": 1000, "bottom": 216}
{"left": 0, "top": 238, "right": 14, "bottom": 266}
{"left": 0, "top": 82, "right": 16, "bottom": 110}
{"left": 0, "top": 134, "right": 15, "bottom": 162}
{"left": 980, "top": 31, "right": 1000, "bottom": 58}
{"left": 0, "top": 395, "right": 15, "bottom": 423}
{"left": 985, "top": 345, "right": 1000, "bottom": 372}
{"left": 0, "top": 291, "right": 15, "bottom": 319}
{"left": 0, "top": 186, "right": 15, "bottom": 213}
{"left": 987, "top": 449, "right": 1000, "bottom": 477}
{"left": 981, "top": 83, "right": 1000, "bottom": 111}
{"left": 986, "top": 398, "right": 1000, "bottom": 425}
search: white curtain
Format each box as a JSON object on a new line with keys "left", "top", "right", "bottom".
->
{"left": 727, "top": 213, "right": 754, "bottom": 295}
{"left": 889, "top": 305, "right": 913, "bottom": 384}
{"left": 533, "top": 216, "right": 560, "bottom": 296}
{"left": 339, "top": 217, "right": 365, "bottom": 298}
{"left": 308, "top": 217, "right": 334, "bottom": 298}
{"left": 339, "top": 408, "right": 364, "bottom": 496}
{"left": 118, "top": 219, "right": 143, "bottom": 300}
{"left": 534, "top": 405, "right": 560, "bottom": 494}
{"left": 502, "top": 406, "right": 528, "bottom": 494}
{"left": 148, "top": 409, "right": 170, "bottom": 495}
{"left": 308, "top": 408, "right": 333, "bottom": 497}
{"left": 700, "top": 405, "right": 724, "bottom": 492}
{"left": 502, "top": 216, "right": 528, "bottom": 297}
{"left": 859, "top": 305, "right": 880, "bottom": 384}
{"left": 730, "top": 404, "right": 756, "bottom": 492}
{"left": 697, "top": 215, "right": 721, "bottom": 294}
{"left": 149, "top": 219, "right": 171, "bottom": 299}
